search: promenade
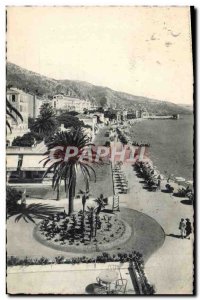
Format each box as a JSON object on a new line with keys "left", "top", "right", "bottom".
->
{"left": 121, "top": 163, "right": 193, "bottom": 294}
{"left": 6, "top": 126, "right": 194, "bottom": 294}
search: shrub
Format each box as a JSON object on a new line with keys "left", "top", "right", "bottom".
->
{"left": 6, "top": 186, "right": 22, "bottom": 217}
{"left": 12, "top": 132, "right": 36, "bottom": 147}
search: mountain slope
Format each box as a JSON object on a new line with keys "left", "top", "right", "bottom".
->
{"left": 6, "top": 62, "right": 191, "bottom": 115}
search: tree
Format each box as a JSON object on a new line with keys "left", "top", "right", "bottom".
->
{"left": 31, "top": 103, "right": 58, "bottom": 140}
{"left": 94, "top": 194, "right": 106, "bottom": 215}
{"left": 65, "top": 111, "right": 79, "bottom": 117}
{"left": 6, "top": 186, "right": 22, "bottom": 217}
{"left": 57, "top": 112, "right": 83, "bottom": 129}
{"left": 12, "top": 132, "right": 35, "bottom": 147}
{"left": 79, "top": 189, "right": 90, "bottom": 214}
{"left": 100, "top": 96, "right": 107, "bottom": 108}
{"left": 86, "top": 206, "right": 96, "bottom": 240}
{"left": 28, "top": 117, "right": 35, "bottom": 129}
{"left": 42, "top": 127, "right": 101, "bottom": 215}
{"left": 6, "top": 98, "right": 23, "bottom": 132}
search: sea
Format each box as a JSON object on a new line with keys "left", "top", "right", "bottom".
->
{"left": 129, "top": 115, "right": 194, "bottom": 181}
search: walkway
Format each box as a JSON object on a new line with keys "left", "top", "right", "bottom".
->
{"left": 120, "top": 163, "right": 193, "bottom": 294}
{"left": 7, "top": 262, "right": 135, "bottom": 294}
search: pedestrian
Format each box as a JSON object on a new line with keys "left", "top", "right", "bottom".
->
{"left": 179, "top": 218, "right": 186, "bottom": 239}
{"left": 185, "top": 218, "right": 192, "bottom": 239}
{"left": 157, "top": 175, "right": 161, "bottom": 190}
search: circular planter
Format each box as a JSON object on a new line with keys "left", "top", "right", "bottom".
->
{"left": 33, "top": 215, "right": 132, "bottom": 253}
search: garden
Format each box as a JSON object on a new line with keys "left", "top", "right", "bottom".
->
{"left": 34, "top": 208, "right": 131, "bottom": 253}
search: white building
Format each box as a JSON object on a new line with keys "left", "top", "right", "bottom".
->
{"left": 52, "top": 94, "right": 91, "bottom": 114}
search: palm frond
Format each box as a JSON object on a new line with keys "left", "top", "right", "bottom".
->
{"left": 6, "top": 98, "right": 23, "bottom": 122}
{"left": 6, "top": 120, "right": 12, "bottom": 132}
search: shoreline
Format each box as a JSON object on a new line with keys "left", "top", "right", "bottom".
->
{"left": 114, "top": 120, "right": 193, "bottom": 185}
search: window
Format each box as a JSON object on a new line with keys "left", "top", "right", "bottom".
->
{"left": 54, "top": 101, "right": 56, "bottom": 108}
{"left": 12, "top": 95, "right": 15, "bottom": 102}
{"left": 20, "top": 105, "right": 23, "bottom": 112}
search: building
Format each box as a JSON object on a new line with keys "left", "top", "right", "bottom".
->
{"left": 52, "top": 94, "right": 91, "bottom": 114}
{"left": 122, "top": 110, "right": 127, "bottom": 121}
{"left": 115, "top": 110, "right": 128, "bottom": 123}
{"left": 7, "top": 88, "right": 30, "bottom": 144}
{"left": 135, "top": 110, "right": 141, "bottom": 118}
{"left": 6, "top": 141, "right": 52, "bottom": 183}
{"left": 28, "top": 96, "right": 50, "bottom": 119}
{"left": 141, "top": 110, "right": 149, "bottom": 118}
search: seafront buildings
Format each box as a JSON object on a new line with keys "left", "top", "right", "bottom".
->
{"left": 52, "top": 94, "right": 91, "bottom": 114}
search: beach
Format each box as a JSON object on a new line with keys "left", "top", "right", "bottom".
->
{"left": 128, "top": 115, "right": 193, "bottom": 181}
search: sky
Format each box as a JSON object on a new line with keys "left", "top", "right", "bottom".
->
{"left": 7, "top": 6, "right": 193, "bottom": 105}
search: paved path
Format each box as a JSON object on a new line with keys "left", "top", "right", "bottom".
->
{"left": 120, "top": 163, "right": 194, "bottom": 294}
{"left": 7, "top": 262, "right": 134, "bottom": 294}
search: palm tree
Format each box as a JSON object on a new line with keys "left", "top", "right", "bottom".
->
{"left": 6, "top": 98, "right": 23, "bottom": 132}
{"left": 79, "top": 189, "right": 90, "bottom": 214}
{"left": 86, "top": 206, "right": 96, "bottom": 240}
{"left": 93, "top": 194, "right": 105, "bottom": 237}
{"left": 42, "top": 127, "right": 101, "bottom": 215}
{"left": 31, "top": 103, "right": 58, "bottom": 140}
{"left": 94, "top": 194, "right": 106, "bottom": 215}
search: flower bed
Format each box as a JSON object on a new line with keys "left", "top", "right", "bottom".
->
{"left": 7, "top": 251, "right": 142, "bottom": 266}
{"left": 33, "top": 212, "right": 132, "bottom": 253}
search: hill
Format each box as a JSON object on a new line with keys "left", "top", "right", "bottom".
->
{"left": 6, "top": 62, "right": 191, "bottom": 115}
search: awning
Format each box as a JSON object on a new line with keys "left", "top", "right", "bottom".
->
{"left": 6, "top": 155, "right": 19, "bottom": 171}
{"left": 21, "top": 155, "right": 49, "bottom": 171}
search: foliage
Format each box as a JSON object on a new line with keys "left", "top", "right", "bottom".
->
{"left": 6, "top": 98, "right": 23, "bottom": 132}
{"left": 86, "top": 206, "right": 96, "bottom": 240}
{"left": 6, "top": 186, "right": 22, "bottom": 216}
{"left": 43, "top": 127, "right": 101, "bottom": 215}
{"left": 57, "top": 112, "right": 84, "bottom": 129}
{"left": 30, "top": 103, "right": 59, "bottom": 140}
{"left": 131, "top": 259, "right": 155, "bottom": 295}
{"left": 65, "top": 111, "right": 79, "bottom": 116}
{"left": 37, "top": 210, "right": 124, "bottom": 246}
{"left": 94, "top": 194, "right": 106, "bottom": 215}
{"left": 79, "top": 189, "right": 90, "bottom": 214}
{"left": 12, "top": 132, "right": 36, "bottom": 147}
{"left": 28, "top": 117, "right": 35, "bottom": 129}
{"left": 7, "top": 250, "right": 144, "bottom": 266}
{"left": 100, "top": 96, "right": 107, "bottom": 108}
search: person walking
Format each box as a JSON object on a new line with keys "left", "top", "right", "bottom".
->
{"left": 157, "top": 175, "right": 161, "bottom": 190}
{"left": 179, "top": 218, "right": 186, "bottom": 239}
{"left": 185, "top": 218, "right": 192, "bottom": 239}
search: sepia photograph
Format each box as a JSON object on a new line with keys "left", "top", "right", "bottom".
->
{"left": 6, "top": 5, "right": 194, "bottom": 295}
